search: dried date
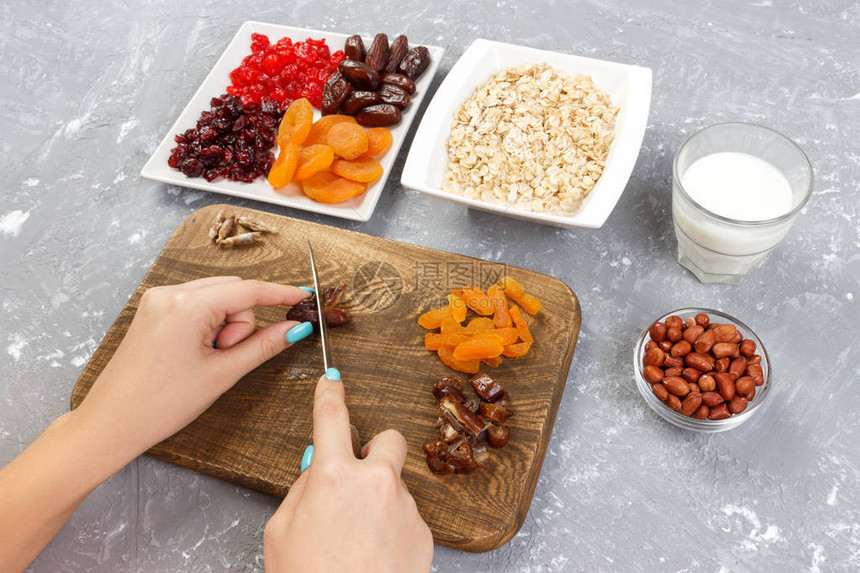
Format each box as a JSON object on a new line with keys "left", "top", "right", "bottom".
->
{"left": 381, "top": 72, "right": 415, "bottom": 94}
{"left": 285, "top": 286, "right": 351, "bottom": 328}
{"left": 384, "top": 35, "right": 409, "bottom": 73}
{"left": 398, "top": 46, "right": 431, "bottom": 79}
{"left": 344, "top": 34, "right": 366, "bottom": 61}
{"left": 377, "top": 84, "right": 410, "bottom": 109}
{"left": 341, "top": 90, "right": 381, "bottom": 115}
{"left": 321, "top": 71, "right": 352, "bottom": 116}
{"left": 338, "top": 60, "right": 381, "bottom": 91}
{"left": 365, "top": 33, "right": 389, "bottom": 71}
{"left": 355, "top": 103, "right": 401, "bottom": 127}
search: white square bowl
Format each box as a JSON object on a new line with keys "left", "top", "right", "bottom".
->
{"left": 141, "top": 21, "right": 443, "bottom": 222}
{"left": 400, "top": 38, "right": 651, "bottom": 228}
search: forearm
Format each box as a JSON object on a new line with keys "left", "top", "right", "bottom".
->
{"left": 0, "top": 407, "right": 141, "bottom": 572}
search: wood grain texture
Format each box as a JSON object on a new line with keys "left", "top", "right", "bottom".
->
{"left": 70, "top": 204, "right": 581, "bottom": 552}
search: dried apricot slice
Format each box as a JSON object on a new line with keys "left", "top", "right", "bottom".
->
{"left": 482, "top": 356, "right": 503, "bottom": 368}
{"left": 461, "top": 288, "right": 494, "bottom": 316}
{"left": 304, "top": 115, "right": 357, "bottom": 146}
{"left": 509, "top": 305, "right": 533, "bottom": 344}
{"left": 500, "top": 277, "right": 542, "bottom": 315}
{"left": 267, "top": 143, "right": 298, "bottom": 189}
{"left": 488, "top": 285, "right": 512, "bottom": 328}
{"left": 453, "top": 337, "right": 504, "bottom": 361}
{"left": 327, "top": 122, "right": 369, "bottom": 159}
{"left": 360, "top": 127, "right": 393, "bottom": 158}
{"left": 438, "top": 346, "right": 480, "bottom": 374}
{"left": 440, "top": 317, "right": 467, "bottom": 334}
{"left": 448, "top": 293, "right": 467, "bottom": 323}
{"left": 465, "top": 317, "right": 494, "bottom": 333}
{"left": 418, "top": 306, "right": 454, "bottom": 329}
{"left": 502, "top": 342, "right": 532, "bottom": 358}
{"left": 330, "top": 157, "right": 384, "bottom": 183}
{"left": 277, "top": 98, "right": 313, "bottom": 147}
{"left": 301, "top": 171, "right": 367, "bottom": 203}
{"left": 425, "top": 332, "right": 470, "bottom": 351}
{"left": 294, "top": 144, "right": 335, "bottom": 180}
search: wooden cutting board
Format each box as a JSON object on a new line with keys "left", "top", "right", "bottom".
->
{"left": 70, "top": 204, "right": 581, "bottom": 552}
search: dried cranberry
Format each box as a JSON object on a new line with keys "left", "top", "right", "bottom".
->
{"left": 168, "top": 93, "right": 282, "bottom": 183}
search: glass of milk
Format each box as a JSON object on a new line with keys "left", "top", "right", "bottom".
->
{"left": 672, "top": 122, "right": 813, "bottom": 284}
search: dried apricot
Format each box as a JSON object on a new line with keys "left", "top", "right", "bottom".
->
{"left": 500, "top": 277, "right": 542, "bottom": 315}
{"left": 425, "top": 332, "right": 470, "bottom": 351}
{"left": 418, "top": 306, "right": 454, "bottom": 330}
{"left": 330, "top": 157, "right": 383, "bottom": 183}
{"left": 461, "top": 288, "right": 494, "bottom": 316}
{"left": 502, "top": 342, "right": 531, "bottom": 358}
{"left": 304, "top": 115, "right": 357, "bottom": 146}
{"left": 438, "top": 346, "right": 480, "bottom": 374}
{"left": 465, "top": 317, "right": 494, "bottom": 333}
{"left": 277, "top": 98, "right": 313, "bottom": 147}
{"left": 327, "top": 122, "right": 369, "bottom": 159}
{"left": 267, "top": 142, "right": 298, "bottom": 189}
{"left": 482, "top": 356, "right": 503, "bottom": 368}
{"left": 488, "top": 285, "right": 512, "bottom": 328}
{"left": 301, "top": 171, "right": 367, "bottom": 203}
{"left": 440, "top": 317, "right": 467, "bottom": 334}
{"left": 360, "top": 127, "right": 393, "bottom": 158}
{"left": 448, "top": 294, "right": 467, "bottom": 323}
{"left": 453, "top": 337, "right": 504, "bottom": 361}
{"left": 294, "top": 144, "right": 335, "bottom": 180}
{"left": 509, "top": 305, "right": 533, "bottom": 344}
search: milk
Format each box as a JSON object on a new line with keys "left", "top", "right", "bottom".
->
{"left": 672, "top": 151, "right": 801, "bottom": 283}
{"left": 680, "top": 152, "right": 793, "bottom": 222}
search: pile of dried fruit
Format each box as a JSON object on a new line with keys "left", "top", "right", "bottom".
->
{"left": 641, "top": 312, "right": 765, "bottom": 420}
{"left": 419, "top": 278, "right": 541, "bottom": 374}
{"left": 208, "top": 209, "right": 279, "bottom": 248}
{"left": 227, "top": 33, "right": 343, "bottom": 109}
{"left": 169, "top": 94, "right": 282, "bottom": 182}
{"left": 267, "top": 98, "right": 392, "bottom": 202}
{"left": 321, "top": 33, "right": 431, "bottom": 126}
{"left": 422, "top": 373, "right": 511, "bottom": 475}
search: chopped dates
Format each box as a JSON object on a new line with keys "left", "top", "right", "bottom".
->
{"left": 423, "top": 372, "right": 511, "bottom": 475}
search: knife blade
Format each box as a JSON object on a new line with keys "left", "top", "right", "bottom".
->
{"left": 307, "top": 240, "right": 332, "bottom": 373}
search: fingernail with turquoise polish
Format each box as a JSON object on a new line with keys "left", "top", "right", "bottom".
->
{"left": 325, "top": 367, "right": 341, "bottom": 381}
{"left": 298, "top": 286, "right": 315, "bottom": 295}
{"left": 286, "top": 321, "right": 313, "bottom": 344}
{"left": 300, "top": 445, "right": 314, "bottom": 472}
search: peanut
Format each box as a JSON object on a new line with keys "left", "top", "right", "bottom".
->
{"left": 652, "top": 383, "right": 669, "bottom": 402}
{"left": 685, "top": 352, "right": 714, "bottom": 372}
{"left": 712, "top": 342, "right": 739, "bottom": 359}
{"left": 728, "top": 357, "right": 748, "bottom": 380}
{"left": 681, "top": 392, "right": 703, "bottom": 416}
{"left": 643, "top": 365, "right": 665, "bottom": 384}
{"left": 649, "top": 322, "right": 667, "bottom": 342}
{"left": 740, "top": 339, "right": 757, "bottom": 357}
{"left": 643, "top": 347, "right": 665, "bottom": 367}
{"left": 714, "top": 324, "right": 738, "bottom": 343}
{"left": 683, "top": 325, "right": 704, "bottom": 345}
{"left": 663, "top": 376, "right": 690, "bottom": 397}
{"left": 702, "top": 391, "right": 724, "bottom": 407}
{"left": 734, "top": 376, "right": 754, "bottom": 396}
{"left": 698, "top": 374, "right": 716, "bottom": 393}
{"left": 695, "top": 313, "right": 710, "bottom": 328}
{"left": 715, "top": 372, "right": 736, "bottom": 401}
{"left": 682, "top": 367, "right": 702, "bottom": 384}
{"left": 708, "top": 403, "right": 731, "bottom": 420}
{"left": 667, "top": 394, "right": 682, "bottom": 412}
{"left": 667, "top": 326, "right": 683, "bottom": 342}
{"left": 671, "top": 340, "right": 692, "bottom": 357}
{"left": 729, "top": 395, "right": 749, "bottom": 414}
{"left": 693, "top": 404, "right": 709, "bottom": 419}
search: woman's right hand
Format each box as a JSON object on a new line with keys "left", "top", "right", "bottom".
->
{"left": 263, "top": 372, "right": 434, "bottom": 572}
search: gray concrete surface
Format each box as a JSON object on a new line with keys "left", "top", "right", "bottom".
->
{"left": 1, "top": 1, "right": 858, "bottom": 571}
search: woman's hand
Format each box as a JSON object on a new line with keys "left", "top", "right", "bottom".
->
{"left": 77, "top": 276, "right": 312, "bottom": 453}
{"left": 263, "top": 373, "right": 434, "bottom": 573}
{"left": 0, "top": 277, "right": 312, "bottom": 572}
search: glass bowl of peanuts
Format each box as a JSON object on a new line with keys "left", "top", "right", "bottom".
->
{"left": 633, "top": 307, "right": 772, "bottom": 432}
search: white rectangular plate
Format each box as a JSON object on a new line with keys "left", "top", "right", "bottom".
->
{"left": 401, "top": 38, "right": 651, "bottom": 228}
{"left": 141, "top": 21, "right": 444, "bottom": 222}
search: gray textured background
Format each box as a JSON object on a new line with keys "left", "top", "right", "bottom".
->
{"left": 2, "top": 0, "right": 858, "bottom": 571}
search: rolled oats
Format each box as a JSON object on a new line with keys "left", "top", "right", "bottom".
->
{"left": 442, "top": 63, "right": 618, "bottom": 215}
